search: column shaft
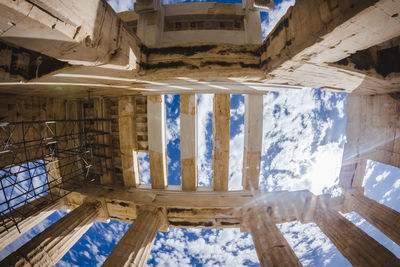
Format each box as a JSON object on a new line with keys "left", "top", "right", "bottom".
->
{"left": 102, "top": 209, "right": 163, "bottom": 267}
{"left": 314, "top": 205, "right": 400, "bottom": 266}
{"left": 247, "top": 208, "right": 302, "bottom": 267}
{"left": 0, "top": 201, "right": 101, "bottom": 267}
{"left": 0, "top": 197, "right": 61, "bottom": 250}
{"left": 349, "top": 193, "right": 400, "bottom": 246}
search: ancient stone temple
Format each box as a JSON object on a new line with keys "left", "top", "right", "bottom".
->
{"left": 0, "top": 0, "right": 400, "bottom": 266}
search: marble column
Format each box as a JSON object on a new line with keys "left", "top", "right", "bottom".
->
{"left": 0, "top": 201, "right": 101, "bottom": 266}
{"left": 0, "top": 197, "right": 62, "bottom": 250}
{"left": 102, "top": 208, "right": 164, "bottom": 267}
{"left": 313, "top": 200, "right": 400, "bottom": 266}
{"left": 246, "top": 207, "right": 302, "bottom": 267}
{"left": 346, "top": 190, "right": 400, "bottom": 246}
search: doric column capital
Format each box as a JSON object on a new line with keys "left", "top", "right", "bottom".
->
{"left": 137, "top": 206, "right": 169, "bottom": 232}
{"left": 85, "top": 198, "right": 109, "bottom": 222}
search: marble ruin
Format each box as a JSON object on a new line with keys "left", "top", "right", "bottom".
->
{"left": 0, "top": 0, "right": 400, "bottom": 266}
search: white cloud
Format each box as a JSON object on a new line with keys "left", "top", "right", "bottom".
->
{"left": 381, "top": 179, "right": 400, "bottom": 202}
{"left": 337, "top": 98, "right": 345, "bottom": 118}
{"left": 259, "top": 88, "right": 345, "bottom": 194}
{"left": 197, "top": 94, "right": 214, "bottom": 186}
{"left": 138, "top": 152, "right": 151, "bottom": 184}
{"left": 373, "top": 170, "right": 391, "bottom": 187}
{"left": 166, "top": 116, "right": 180, "bottom": 143}
{"left": 95, "top": 255, "right": 107, "bottom": 267}
{"left": 106, "top": 0, "right": 134, "bottom": 12}
{"left": 151, "top": 228, "right": 258, "bottom": 266}
{"left": 363, "top": 160, "right": 376, "bottom": 187}
{"left": 230, "top": 99, "right": 245, "bottom": 121}
{"left": 228, "top": 124, "right": 244, "bottom": 190}
{"left": 261, "top": 0, "right": 295, "bottom": 39}
{"left": 81, "top": 251, "right": 91, "bottom": 259}
{"left": 394, "top": 179, "right": 400, "bottom": 189}
{"left": 301, "top": 142, "right": 343, "bottom": 195}
{"left": 166, "top": 95, "right": 174, "bottom": 104}
{"left": 228, "top": 96, "right": 245, "bottom": 190}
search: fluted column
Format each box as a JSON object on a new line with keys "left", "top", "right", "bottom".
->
{"left": 346, "top": 190, "right": 400, "bottom": 246}
{"left": 245, "top": 207, "right": 302, "bottom": 267}
{"left": 102, "top": 208, "right": 164, "bottom": 267}
{"left": 0, "top": 197, "right": 62, "bottom": 250}
{"left": 313, "top": 200, "right": 400, "bottom": 266}
{"left": 0, "top": 201, "right": 101, "bottom": 267}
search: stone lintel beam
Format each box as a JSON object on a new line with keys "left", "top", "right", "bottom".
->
{"left": 312, "top": 195, "right": 400, "bottom": 266}
{"left": 141, "top": 43, "right": 264, "bottom": 81}
{"left": 0, "top": 77, "right": 304, "bottom": 98}
{"left": 242, "top": 94, "right": 263, "bottom": 190}
{"left": 0, "top": 42, "right": 302, "bottom": 96}
{"left": 261, "top": 0, "right": 400, "bottom": 93}
{"left": 244, "top": 206, "right": 302, "bottom": 267}
{"left": 63, "top": 184, "right": 325, "bottom": 226}
{"left": 147, "top": 95, "right": 168, "bottom": 189}
{"left": 180, "top": 94, "right": 198, "bottom": 191}
{"left": 345, "top": 188, "right": 400, "bottom": 246}
{"left": 119, "top": 96, "right": 140, "bottom": 187}
{"left": 102, "top": 207, "right": 166, "bottom": 267}
{"left": 0, "top": 0, "right": 141, "bottom": 70}
{"left": 213, "top": 94, "right": 230, "bottom": 191}
{"left": 0, "top": 201, "right": 102, "bottom": 267}
{"left": 0, "top": 197, "right": 62, "bottom": 251}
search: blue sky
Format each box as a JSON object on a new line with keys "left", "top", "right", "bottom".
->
{"left": 1, "top": 0, "right": 400, "bottom": 266}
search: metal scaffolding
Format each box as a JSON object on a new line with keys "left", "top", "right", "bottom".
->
{"left": 0, "top": 118, "right": 111, "bottom": 235}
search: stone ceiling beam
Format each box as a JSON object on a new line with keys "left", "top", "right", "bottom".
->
{"left": 261, "top": 0, "right": 400, "bottom": 93}
{"left": 180, "top": 94, "right": 198, "bottom": 191}
{"left": 147, "top": 95, "right": 168, "bottom": 189}
{"left": 242, "top": 94, "right": 263, "bottom": 190}
{"left": 0, "top": 0, "right": 141, "bottom": 70}
{"left": 213, "top": 94, "right": 230, "bottom": 191}
{"left": 63, "top": 184, "right": 349, "bottom": 227}
{"left": 119, "top": 96, "right": 141, "bottom": 187}
{"left": 65, "top": 183, "right": 324, "bottom": 214}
